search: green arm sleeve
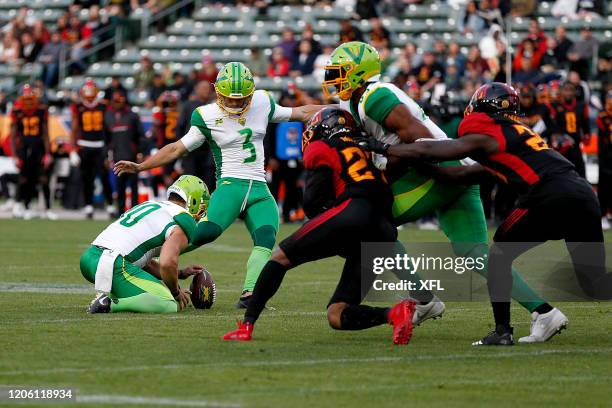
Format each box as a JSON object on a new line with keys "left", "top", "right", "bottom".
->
{"left": 173, "top": 212, "right": 197, "bottom": 243}
{"left": 363, "top": 87, "right": 403, "bottom": 127}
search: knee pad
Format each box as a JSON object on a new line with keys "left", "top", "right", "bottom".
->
{"left": 251, "top": 225, "right": 276, "bottom": 250}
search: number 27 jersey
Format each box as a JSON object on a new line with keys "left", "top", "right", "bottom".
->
{"left": 180, "top": 90, "right": 292, "bottom": 182}
{"left": 458, "top": 112, "right": 575, "bottom": 195}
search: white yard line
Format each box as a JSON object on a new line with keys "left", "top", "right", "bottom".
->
{"left": 2, "top": 348, "right": 610, "bottom": 377}
{"left": 76, "top": 394, "right": 241, "bottom": 408}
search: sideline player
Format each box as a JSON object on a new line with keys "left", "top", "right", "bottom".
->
{"left": 223, "top": 108, "right": 416, "bottom": 344}
{"left": 322, "top": 41, "right": 563, "bottom": 338}
{"left": 114, "top": 62, "right": 325, "bottom": 307}
{"left": 80, "top": 175, "right": 210, "bottom": 313}
{"left": 10, "top": 84, "right": 55, "bottom": 220}
{"left": 70, "top": 78, "right": 114, "bottom": 219}
{"left": 359, "top": 82, "right": 612, "bottom": 345}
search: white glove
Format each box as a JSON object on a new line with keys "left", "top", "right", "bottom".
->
{"left": 69, "top": 151, "right": 81, "bottom": 167}
{"left": 372, "top": 153, "right": 388, "bottom": 171}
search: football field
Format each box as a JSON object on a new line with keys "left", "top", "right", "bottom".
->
{"left": 1, "top": 219, "right": 611, "bottom": 407}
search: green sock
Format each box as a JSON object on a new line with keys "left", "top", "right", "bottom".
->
{"left": 110, "top": 293, "right": 178, "bottom": 314}
{"left": 243, "top": 246, "right": 272, "bottom": 292}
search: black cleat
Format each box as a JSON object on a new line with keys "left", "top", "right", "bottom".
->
{"left": 87, "top": 293, "right": 111, "bottom": 314}
{"left": 235, "top": 291, "right": 251, "bottom": 309}
{"left": 472, "top": 326, "right": 514, "bottom": 346}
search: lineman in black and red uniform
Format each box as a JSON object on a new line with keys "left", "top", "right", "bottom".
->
{"left": 70, "top": 79, "right": 113, "bottom": 218}
{"left": 549, "top": 82, "right": 591, "bottom": 177}
{"left": 597, "top": 91, "right": 612, "bottom": 229}
{"left": 359, "top": 82, "right": 612, "bottom": 346}
{"left": 223, "top": 107, "right": 416, "bottom": 345}
{"left": 151, "top": 91, "right": 181, "bottom": 194}
{"left": 10, "top": 84, "right": 53, "bottom": 219}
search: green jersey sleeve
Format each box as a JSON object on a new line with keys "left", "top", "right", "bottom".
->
{"left": 173, "top": 212, "right": 197, "bottom": 243}
{"left": 363, "top": 87, "right": 403, "bottom": 127}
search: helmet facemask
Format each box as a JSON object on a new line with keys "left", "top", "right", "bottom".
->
{"left": 216, "top": 91, "right": 253, "bottom": 116}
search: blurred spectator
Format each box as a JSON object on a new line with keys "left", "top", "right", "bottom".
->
{"left": 249, "top": 47, "right": 268, "bottom": 77}
{"left": 19, "top": 32, "right": 42, "bottom": 64}
{"left": 478, "top": 0, "right": 504, "bottom": 26}
{"left": 339, "top": 19, "right": 364, "bottom": 44}
{"left": 553, "top": 26, "right": 574, "bottom": 68}
{"left": 134, "top": 56, "right": 156, "bottom": 91}
{"left": 369, "top": 17, "right": 391, "bottom": 49}
{"left": 169, "top": 72, "right": 192, "bottom": 101}
{"left": 354, "top": 0, "right": 378, "bottom": 19}
{"left": 461, "top": 1, "right": 486, "bottom": 34}
{"left": 277, "top": 28, "right": 298, "bottom": 59}
{"left": 32, "top": 20, "right": 50, "bottom": 45}
{"left": 104, "top": 91, "right": 144, "bottom": 215}
{"left": 104, "top": 75, "right": 128, "bottom": 102}
{"left": 198, "top": 56, "right": 218, "bottom": 84}
{"left": 301, "top": 24, "right": 322, "bottom": 56}
{"left": 403, "top": 42, "right": 422, "bottom": 68}
{"left": 290, "top": 40, "right": 318, "bottom": 77}
{"left": 444, "top": 63, "right": 463, "bottom": 92}
{"left": 313, "top": 44, "right": 333, "bottom": 83}
{"left": 0, "top": 31, "right": 20, "bottom": 66}
{"left": 513, "top": 58, "right": 541, "bottom": 84}
{"left": 411, "top": 51, "right": 444, "bottom": 93}
{"left": 567, "top": 70, "right": 590, "bottom": 103}
{"left": 267, "top": 47, "right": 290, "bottom": 77}
{"left": 148, "top": 73, "right": 167, "bottom": 105}
{"left": 465, "top": 46, "right": 490, "bottom": 80}
{"left": 38, "top": 31, "right": 67, "bottom": 87}
{"left": 576, "top": 0, "right": 605, "bottom": 16}
{"left": 433, "top": 40, "right": 447, "bottom": 67}
{"left": 568, "top": 27, "right": 598, "bottom": 79}
{"left": 513, "top": 19, "right": 548, "bottom": 71}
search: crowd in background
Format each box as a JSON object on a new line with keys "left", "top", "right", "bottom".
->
{"left": 0, "top": 0, "right": 611, "bottom": 227}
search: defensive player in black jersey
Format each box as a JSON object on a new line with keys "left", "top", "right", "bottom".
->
{"left": 360, "top": 83, "right": 612, "bottom": 346}
{"left": 70, "top": 79, "right": 113, "bottom": 218}
{"left": 10, "top": 84, "right": 53, "bottom": 219}
{"left": 597, "top": 92, "right": 612, "bottom": 230}
{"left": 223, "top": 108, "right": 416, "bottom": 345}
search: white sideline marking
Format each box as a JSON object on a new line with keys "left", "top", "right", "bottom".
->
{"left": 2, "top": 348, "right": 610, "bottom": 377}
{"left": 76, "top": 394, "right": 241, "bottom": 407}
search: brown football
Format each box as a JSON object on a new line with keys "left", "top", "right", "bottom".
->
{"left": 189, "top": 269, "right": 216, "bottom": 309}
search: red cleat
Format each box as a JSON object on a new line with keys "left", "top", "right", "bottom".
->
{"left": 388, "top": 300, "right": 416, "bottom": 345}
{"left": 223, "top": 320, "right": 254, "bottom": 341}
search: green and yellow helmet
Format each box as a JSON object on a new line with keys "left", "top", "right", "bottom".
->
{"left": 167, "top": 175, "right": 210, "bottom": 219}
{"left": 214, "top": 62, "right": 255, "bottom": 115}
{"left": 322, "top": 42, "right": 381, "bottom": 101}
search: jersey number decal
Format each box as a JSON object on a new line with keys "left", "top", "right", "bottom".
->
{"left": 119, "top": 203, "right": 161, "bottom": 227}
{"left": 22, "top": 116, "right": 40, "bottom": 136}
{"left": 165, "top": 112, "right": 178, "bottom": 140}
{"left": 513, "top": 124, "right": 548, "bottom": 152}
{"left": 239, "top": 128, "right": 256, "bottom": 163}
{"left": 82, "top": 111, "right": 103, "bottom": 132}
{"left": 341, "top": 147, "right": 375, "bottom": 182}
{"left": 565, "top": 112, "right": 577, "bottom": 134}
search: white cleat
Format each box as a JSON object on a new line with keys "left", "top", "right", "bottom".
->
{"left": 518, "top": 308, "right": 569, "bottom": 343}
{"left": 11, "top": 202, "right": 24, "bottom": 218}
{"left": 602, "top": 217, "right": 610, "bottom": 231}
{"left": 0, "top": 199, "right": 15, "bottom": 211}
{"left": 412, "top": 297, "right": 445, "bottom": 325}
{"left": 23, "top": 209, "right": 36, "bottom": 220}
{"left": 44, "top": 210, "right": 58, "bottom": 220}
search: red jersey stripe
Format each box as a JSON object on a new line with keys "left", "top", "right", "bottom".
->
{"left": 490, "top": 152, "right": 541, "bottom": 185}
{"left": 293, "top": 199, "right": 352, "bottom": 241}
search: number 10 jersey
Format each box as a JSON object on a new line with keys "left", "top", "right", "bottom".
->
{"left": 181, "top": 90, "right": 292, "bottom": 182}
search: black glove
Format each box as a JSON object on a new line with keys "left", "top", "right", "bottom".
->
{"left": 356, "top": 136, "right": 390, "bottom": 155}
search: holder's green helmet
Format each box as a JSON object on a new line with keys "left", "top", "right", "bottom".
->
{"left": 215, "top": 62, "right": 255, "bottom": 115}
{"left": 322, "top": 42, "right": 381, "bottom": 101}
{"left": 167, "top": 175, "right": 210, "bottom": 219}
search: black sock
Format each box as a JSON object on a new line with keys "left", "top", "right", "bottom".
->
{"left": 534, "top": 303, "right": 554, "bottom": 315}
{"left": 339, "top": 305, "right": 390, "bottom": 330}
{"left": 244, "top": 260, "right": 289, "bottom": 325}
{"left": 491, "top": 302, "right": 511, "bottom": 332}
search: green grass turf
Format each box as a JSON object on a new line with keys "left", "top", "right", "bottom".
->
{"left": 0, "top": 219, "right": 610, "bottom": 408}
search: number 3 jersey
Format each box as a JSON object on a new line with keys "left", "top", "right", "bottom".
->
{"left": 92, "top": 201, "right": 196, "bottom": 267}
{"left": 458, "top": 112, "right": 575, "bottom": 196}
{"left": 302, "top": 137, "right": 392, "bottom": 218}
{"left": 180, "top": 90, "right": 292, "bottom": 182}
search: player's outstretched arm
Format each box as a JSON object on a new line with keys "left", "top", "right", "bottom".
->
{"left": 290, "top": 104, "right": 335, "bottom": 122}
{"left": 113, "top": 140, "right": 188, "bottom": 176}
{"left": 160, "top": 227, "right": 191, "bottom": 310}
{"left": 417, "top": 163, "right": 490, "bottom": 185}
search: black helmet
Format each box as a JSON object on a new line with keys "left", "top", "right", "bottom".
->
{"left": 302, "top": 107, "right": 358, "bottom": 151}
{"left": 465, "top": 82, "right": 520, "bottom": 116}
